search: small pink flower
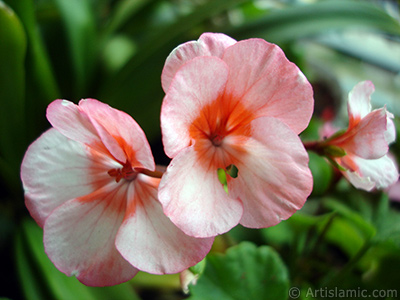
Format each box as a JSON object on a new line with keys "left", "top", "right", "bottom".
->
{"left": 159, "top": 33, "right": 314, "bottom": 238}
{"left": 323, "top": 81, "right": 398, "bottom": 191}
{"left": 21, "top": 99, "right": 213, "bottom": 286}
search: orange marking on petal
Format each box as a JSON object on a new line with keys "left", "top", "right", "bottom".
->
{"left": 77, "top": 184, "right": 127, "bottom": 215}
{"left": 189, "top": 94, "right": 254, "bottom": 170}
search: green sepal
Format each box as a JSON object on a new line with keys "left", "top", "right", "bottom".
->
{"left": 324, "top": 145, "right": 347, "bottom": 157}
{"left": 326, "top": 157, "right": 347, "bottom": 172}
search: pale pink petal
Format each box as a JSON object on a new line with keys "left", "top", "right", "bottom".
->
{"left": 46, "top": 100, "right": 106, "bottom": 154}
{"left": 116, "top": 174, "right": 213, "bottom": 274}
{"left": 79, "top": 99, "right": 155, "bottom": 170}
{"left": 161, "top": 32, "right": 236, "bottom": 92}
{"left": 158, "top": 146, "right": 243, "bottom": 238}
{"left": 385, "top": 112, "right": 396, "bottom": 144}
{"left": 335, "top": 108, "right": 389, "bottom": 159}
{"left": 21, "top": 128, "right": 119, "bottom": 227}
{"left": 43, "top": 184, "right": 138, "bottom": 286}
{"left": 222, "top": 39, "right": 314, "bottom": 134}
{"left": 226, "top": 117, "right": 312, "bottom": 228}
{"left": 161, "top": 56, "right": 229, "bottom": 158}
{"left": 344, "top": 155, "right": 399, "bottom": 191}
{"left": 347, "top": 81, "right": 373, "bottom": 127}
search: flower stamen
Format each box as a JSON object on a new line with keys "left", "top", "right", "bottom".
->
{"left": 108, "top": 162, "right": 138, "bottom": 182}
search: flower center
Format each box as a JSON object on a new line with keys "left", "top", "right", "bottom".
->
{"left": 211, "top": 134, "right": 224, "bottom": 147}
{"left": 108, "top": 161, "right": 138, "bottom": 183}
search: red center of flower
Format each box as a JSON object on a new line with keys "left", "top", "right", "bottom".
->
{"left": 108, "top": 161, "right": 138, "bottom": 183}
{"left": 211, "top": 134, "right": 223, "bottom": 147}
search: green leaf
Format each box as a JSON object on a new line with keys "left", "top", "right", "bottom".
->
{"left": 5, "top": 0, "right": 61, "bottom": 141}
{"left": 308, "top": 151, "right": 333, "bottom": 196}
{"left": 320, "top": 198, "right": 376, "bottom": 257}
{"left": 54, "top": 0, "right": 97, "bottom": 96}
{"left": 232, "top": 0, "right": 400, "bottom": 44}
{"left": 188, "top": 242, "right": 290, "bottom": 300}
{"left": 103, "top": 0, "right": 152, "bottom": 37}
{"left": 5, "top": 0, "right": 60, "bottom": 100}
{"left": 15, "top": 219, "right": 140, "bottom": 300}
{"left": 0, "top": 1, "right": 27, "bottom": 192}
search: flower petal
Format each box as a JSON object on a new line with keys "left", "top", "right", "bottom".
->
{"left": 385, "top": 112, "right": 396, "bottom": 144}
{"left": 336, "top": 108, "right": 389, "bottom": 159}
{"left": 222, "top": 39, "right": 314, "bottom": 134}
{"left": 46, "top": 100, "right": 106, "bottom": 154}
{"left": 116, "top": 175, "right": 213, "bottom": 274}
{"left": 47, "top": 99, "right": 154, "bottom": 170}
{"left": 79, "top": 99, "right": 155, "bottom": 170}
{"left": 342, "top": 154, "right": 399, "bottom": 191}
{"left": 43, "top": 183, "right": 138, "bottom": 286}
{"left": 161, "top": 32, "right": 236, "bottom": 92}
{"left": 158, "top": 146, "right": 243, "bottom": 238}
{"left": 21, "top": 128, "right": 118, "bottom": 227}
{"left": 347, "top": 80, "right": 373, "bottom": 127}
{"left": 161, "top": 56, "right": 229, "bottom": 158}
{"left": 228, "top": 117, "right": 313, "bottom": 228}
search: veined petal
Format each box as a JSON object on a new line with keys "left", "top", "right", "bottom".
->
{"left": 343, "top": 155, "right": 399, "bottom": 191}
{"left": 335, "top": 108, "right": 389, "bottom": 159}
{"left": 158, "top": 146, "right": 243, "bottom": 238}
{"left": 47, "top": 100, "right": 106, "bottom": 154}
{"left": 229, "top": 117, "right": 312, "bottom": 228}
{"left": 161, "top": 32, "right": 236, "bottom": 92}
{"left": 347, "top": 80, "right": 373, "bottom": 127}
{"left": 161, "top": 56, "right": 229, "bottom": 158}
{"left": 116, "top": 174, "right": 213, "bottom": 274}
{"left": 43, "top": 183, "right": 138, "bottom": 287}
{"left": 222, "top": 39, "right": 314, "bottom": 134}
{"left": 79, "top": 99, "right": 155, "bottom": 170}
{"left": 21, "top": 128, "right": 118, "bottom": 227}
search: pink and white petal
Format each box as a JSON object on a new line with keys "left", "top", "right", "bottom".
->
{"left": 347, "top": 81, "right": 373, "bottom": 127}
{"left": 46, "top": 100, "right": 106, "bottom": 154}
{"left": 79, "top": 99, "right": 155, "bottom": 170}
{"left": 342, "top": 170, "right": 375, "bottom": 191}
{"left": 226, "top": 117, "right": 312, "bottom": 228}
{"left": 21, "top": 128, "right": 118, "bottom": 227}
{"left": 43, "top": 184, "right": 138, "bottom": 287}
{"left": 222, "top": 39, "right": 314, "bottom": 134}
{"left": 161, "top": 56, "right": 229, "bottom": 158}
{"left": 158, "top": 146, "right": 243, "bottom": 238}
{"left": 385, "top": 112, "right": 396, "bottom": 144}
{"left": 346, "top": 155, "right": 399, "bottom": 191}
{"left": 336, "top": 108, "right": 389, "bottom": 159}
{"left": 116, "top": 175, "right": 213, "bottom": 274}
{"left": 161, "top": 32, "right": 236, "bottom": 92}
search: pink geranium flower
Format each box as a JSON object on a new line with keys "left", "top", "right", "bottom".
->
{"left": 21, "top": 99, "right": 213, "bottom": 286}
{"left": 322, "top": 81, "right": 398, "bottom": 191}
{"left": 158, "top": 33, "right": 314, "bottom": 238}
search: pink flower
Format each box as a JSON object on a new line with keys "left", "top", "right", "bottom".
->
{"left": 21, "top": 99, "right": 213, "bottom": 286}
{"left": 322, "top": 81, "right": 398, "bottom": 191}
{"left": 158, "top": 33, "right": 314, "bottom": 238}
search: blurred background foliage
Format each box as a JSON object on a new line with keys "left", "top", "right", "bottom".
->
{"left": 0, "top": 0, "right": 400, "bottom": 299}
